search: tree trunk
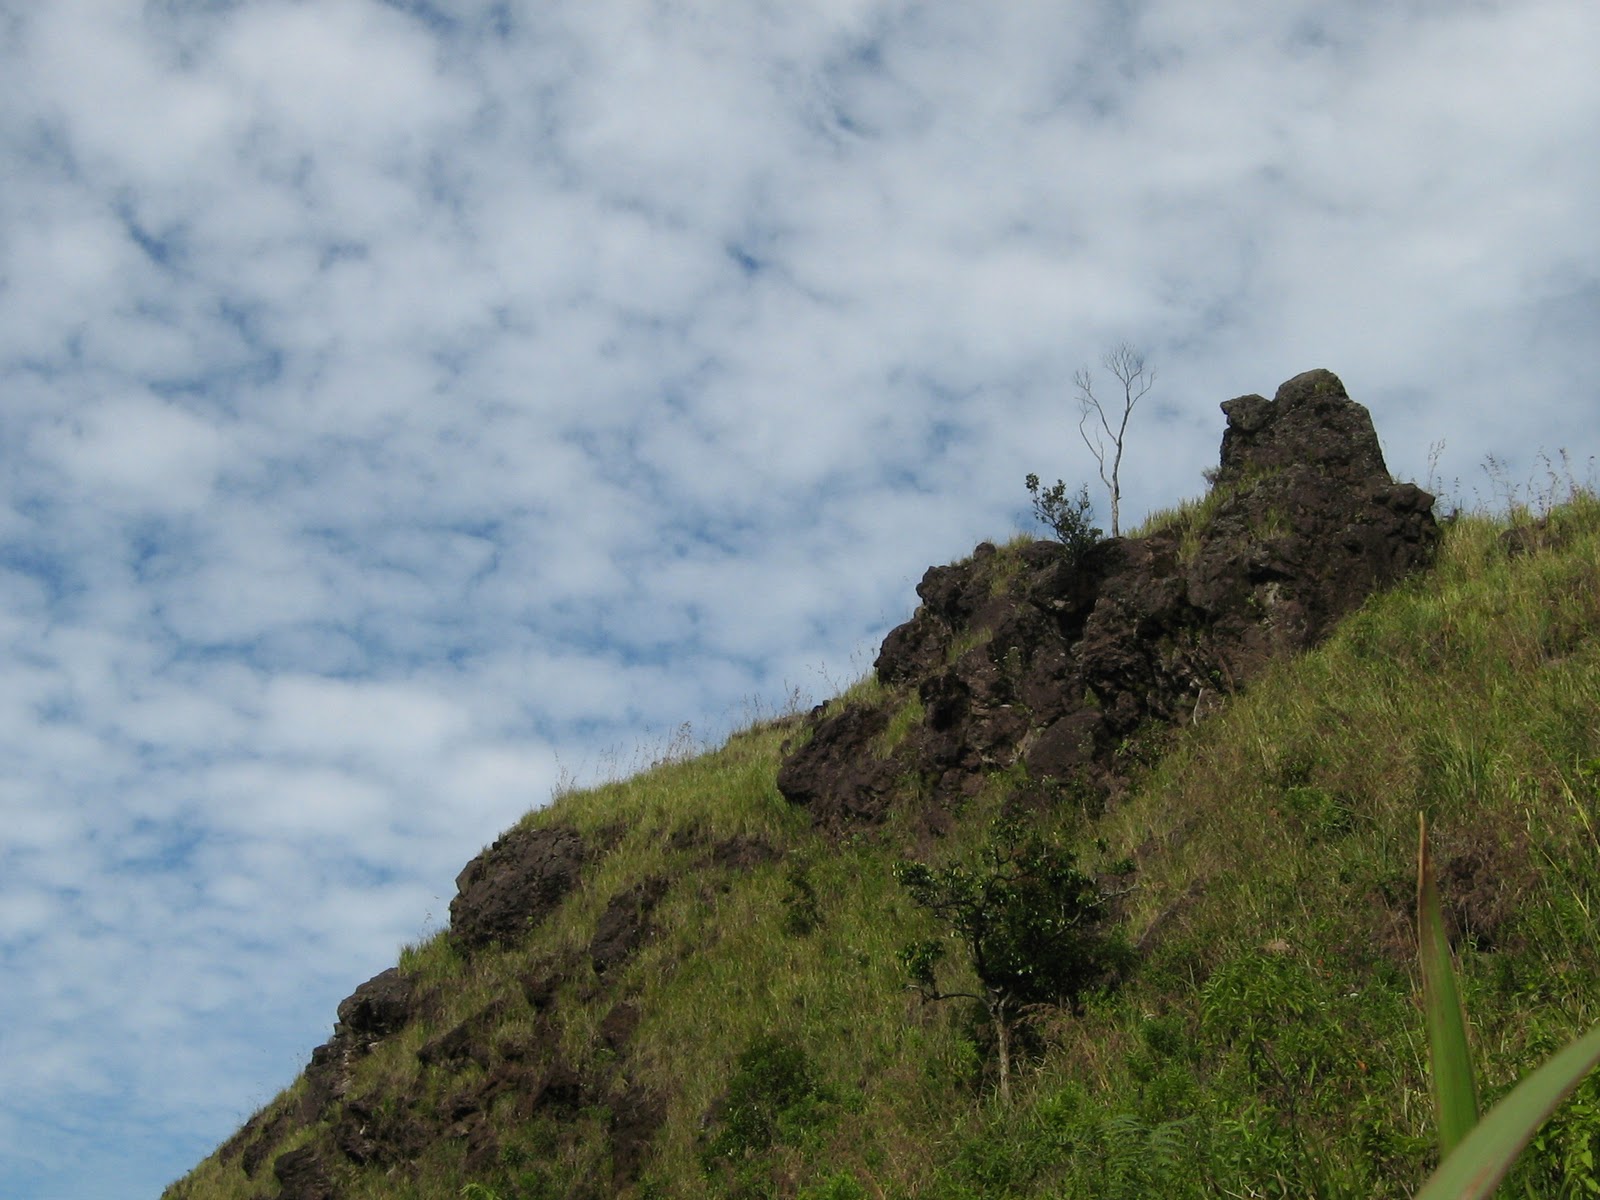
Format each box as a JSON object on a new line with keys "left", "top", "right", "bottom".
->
{"left": 989, "top": 994, "right": 1012, "bottom": 1105}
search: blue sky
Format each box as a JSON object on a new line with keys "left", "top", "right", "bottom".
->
{"left": 1, "top": 2, "right": 1596, "bottom": 1196}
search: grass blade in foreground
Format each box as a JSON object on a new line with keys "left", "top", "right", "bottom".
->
{"left": 1414, "top": 1023, "right": 1600, "bottom": 1200}
{"left": 1418, "top": 813, "right": 1479, "bottom": 1155}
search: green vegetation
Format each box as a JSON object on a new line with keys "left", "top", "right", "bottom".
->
{"left": 1126, "top": 465, "right": 1286, "bottom": 562}
{"left": 168, "top": 488, "right": 1600, "bottom": 1199}
{"left": 1023, "top": 474, "right": 1102, "bottom": 564}
{"left": 1415, "top": 812, "right": 1600, "bottom": 1198}
{"left": 894, "top": 818, "right": 1133, "bottom": 1103}
{"left": 701, "top": 1034, "right": 844, "bottom": 1195}
{"left": 875, "top": 694, "right": 927, "bottom": 758}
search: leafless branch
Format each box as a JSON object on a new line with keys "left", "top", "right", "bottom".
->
{"left": 1074, "top": 342, "right": 1155, "bottom": 537}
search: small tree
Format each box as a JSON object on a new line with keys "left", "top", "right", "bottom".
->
{"left": 1076, "top": 342, "right": 1155, "bottom": 537}
{"left": 893, "top": 818, "right": 1130, "bottom": 1103}
{"left": 1023, "top": 474, "right": 1102, "bottom": 567}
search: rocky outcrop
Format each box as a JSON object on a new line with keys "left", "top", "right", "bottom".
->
{"left": 448, "top": 824, "right": 587, "bottom": 951}
{"left": 271, "top": 1145, "right": 336, "bottom": 1200}
{"left": 609, "top": 1082, "right": 668, "bottom": 1189}
{"left": 216, "top": 820, "right": 591, "bottom": 1196}
{"left": 184, "top": 366, "right": 1449, "bottom": 1200}
{"left": 335, "top": 966, "right": 417, "bottom": 1039}
{"left": 778, "top": 369, "right": 1438, "bottom": 828}
{"left": 301, "top": 967, "right": 426, "bottom": 1116}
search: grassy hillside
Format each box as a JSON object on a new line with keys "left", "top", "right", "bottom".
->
{"left": 168, "top": 488, "right": 1600, "bottom": 1200}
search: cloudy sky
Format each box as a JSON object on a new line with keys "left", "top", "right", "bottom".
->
{"left": 1, "top": 1, "right": 1596, "bottom": 1196}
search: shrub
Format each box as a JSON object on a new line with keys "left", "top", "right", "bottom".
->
{"left": 702, "top": 1034, "right": 836, "bottom": 1192}
{"left": 1024, "top": 475, "right": 1103, "bottom": 566}
{"left": 895, "top": 817, "right": 1134, "bottom": 1101}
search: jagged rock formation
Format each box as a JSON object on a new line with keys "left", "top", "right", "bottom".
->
{"left": 778, "top": 369, "right": 1438, "bottom": 827}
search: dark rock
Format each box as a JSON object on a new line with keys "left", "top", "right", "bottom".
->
{"left": 217, "top": 1099, "right": 294, "bottom": 1179}
{"left": 456, "top": 1112, "right": 501, "bottom": 1178}
{"left": 519, "top": 967, "right": 565, "bottom": 1013}
{"left": 272, "top": 1145, "right": 336, "bottom": 1200}
{"left": 449, "top": 824, "right": 587, "bottom": 951}
{"left": 298, "top": 968, "right": 436, "bottom": 1126}
{"left": 1438, "top": 829, "right": 1534, "bottom": 953}
{"left": 875, "top": 543, "right": 1048, "bottom": 685}
{"left": 451, "top": 1060, "right": 537, "bottom": 1123}
{"left": 1500, "top": 514, "right": 1567, "bottom": 559}
{"left": 429, "top": 1039, "right": 584, "bottom": 1125}
{"left": 534, "top": 1058, "right": 584, "bottom": 1116}
{"left": 336, "top": 967, "right": 416, "bottom": 1038}
{"left": 416, "top": 1020, "right": 478, "bottom": 1070}
{"left": 776, "top": 703, "right": 899, "bottom": 827}
{"left": 666, "top": 826, "right": 782, "bottom": 872}
{"left": 496, "top": 1015, "right": 559, "bottom": 1065}
{"left": 303, "top": 1038, "right": 351, "bottom": 1115}
{"left": 667, "top": 824, "right": 703, "bottom": 852}
{"left": 416, "top": 997, "right": 519, "bottom": 1074}
{"left": 332, "top": 1093, "right": 429, "bottom": 1167}
{"left": 237, "top": 1118, "right": 285, "bottom": 1179}
{"left": 778, "top": 370, "right": 1438, "bottom": 828}
{"left": 1023, "top": 710, "right": 1103, "bottom": 782}
{"left": 1217, "top": 369, "right": 1387, "bottom": 487}
{"left": 589, "top": 877, "right": 670, "bottom": 975}
{"left": 447, "top": 1091, "right": 484, "bottom": 1122}
{"left": 708, "top": 835, "right": 781, "bottom": 871}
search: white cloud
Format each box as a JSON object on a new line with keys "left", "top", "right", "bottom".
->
{"left": 36, "top": 394, "right": 231, "bottom": 509}
{"left": 258, "top": 674, "right": 470, "bottom": 761}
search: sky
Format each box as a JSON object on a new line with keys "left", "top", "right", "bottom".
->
{"left": 0, "top": 1, "right": 1596, "bottom": 1196}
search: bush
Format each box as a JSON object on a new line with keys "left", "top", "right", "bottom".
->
{"left": 895, "top": 817, "right": 1134, "bottom": 1101}
{"left": 1025, "top": 475, "right": 1103, "bottom": 566}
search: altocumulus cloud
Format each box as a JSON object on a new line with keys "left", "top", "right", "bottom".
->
{"left": 1, "top": 1, "right": 1596, "bottom": 1196}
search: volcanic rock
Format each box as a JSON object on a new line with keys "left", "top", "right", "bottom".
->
{"left": 588, "top": 876, "right": 670, "bottom": 975}
{"left": 449, "top": 824, "right": 587, "bottom": 951}
{"left": 778, "top": 369, "right": 1438, "bottom": 827}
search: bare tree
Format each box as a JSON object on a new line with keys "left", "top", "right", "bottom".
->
{"left": 1075, "top": 342, "right": 1155, "bottom": 537}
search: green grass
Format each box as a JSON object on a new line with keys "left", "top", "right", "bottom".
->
{"left": 1415, "top": 807, "right": 1600, "bottom": 1200}
{"left": 168, "top": 490, "right": 1600, "bottom": 1200}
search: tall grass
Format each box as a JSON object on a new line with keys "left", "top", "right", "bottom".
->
{"left": 1415, "top": 810, "right": 1600, "bottom": 1199}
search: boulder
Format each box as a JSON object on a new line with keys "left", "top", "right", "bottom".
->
{"left": 335, "top": 967, "right": 416, "bottom": 1038}
{"left": 449, "top": 824, "right": 587, "bottom": 951}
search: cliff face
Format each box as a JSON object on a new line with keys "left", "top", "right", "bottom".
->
{"left": 182, "top": 369, "right": 1442, "bottom": 1200}
{"left": 777, "top": 369, "right": 1437, "bottom": 828}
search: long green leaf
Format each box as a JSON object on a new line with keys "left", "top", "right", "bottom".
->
{"left": 1415, "top": 1023, "right": 1600, "bottom": 1200}
{"left": 1418, "top": 812, "right": 1479, "bottom": 1155}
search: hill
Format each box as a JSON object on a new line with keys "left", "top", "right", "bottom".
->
{"left": 164, "top": 374, "right": 1600, "bottom": 1199}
